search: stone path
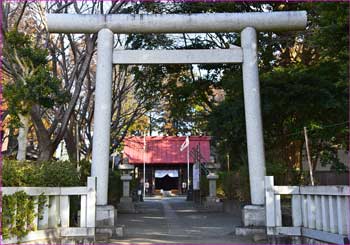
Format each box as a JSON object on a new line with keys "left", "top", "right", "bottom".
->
{"left": 109, "top": 196, "right": 255, "bottom": 244}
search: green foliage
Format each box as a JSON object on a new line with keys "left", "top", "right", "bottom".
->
{"left": 3, "top": 159, "right": 81, "bottom": 187}
{"left": 3, "top": 30, "right": 68, "bottom": 119}
{"left": 218, "top": 166, "right": 250, "bottom": 202}
{"left": 107, "top": 169, "right": 137, "bottom": 205}
{"left": 2, "top": 159, "right": 82, "bottom": 240}
{"left": 207, "top": 3, "right": 348, "bottom": 181}
{"left": 38, "top": 161, "right": 81, "bottom": 187}
{"left": 2, "top": 191, "right": 38, "bottom": 240}
{"left": 78, "top": 159, "right": 92, "bottom": 185}
{"left": 319, "top": 139, "right": 348, "bottom": 173}
{"left": 307, "top": 2, "right": 349, "bottom": 62}
{"left": 108, "top": 170, "right": 123, "bottom": 206}
{"left": 200, "top": 175, "right": 209, "bottom": 198}
{"left": 266, "top": 161, "right": 308, "bottom": 186}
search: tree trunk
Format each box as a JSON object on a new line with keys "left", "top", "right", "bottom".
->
{"left": 64, "top": 125, "right": 77, "bottom": 162}
{"left": 37, "top": 144, "right": 54, "bottom": 161}
{"left": 16, "top": 113, "right": 29, "bottom": 161}
{"left": 31, "top": 105, "right": 55, "bottom": 161}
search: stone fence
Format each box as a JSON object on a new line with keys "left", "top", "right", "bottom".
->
{"left": 2, "top": 177, "right": 96, "bottom": 244}
{"left": 265, "top": 176, "right": 350, "bottom": 244}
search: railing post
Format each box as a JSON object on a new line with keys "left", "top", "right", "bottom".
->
{"left": 329, "top": 196, "right": 338, "bottom": 233}
{"left": 60, "top": 195, "right": 70, "bottom": 228}
{"left": 345, "top": 196, "right": 350, "bottom": 236}
{"left": 87, "top": 177, "right": 96, "bottom": 228}
{"left": 292, "top": 190, "right": 302, "bottom": 227}
{"left": 315, "top": 195, "right": 322, "bottom": 230}
{"left": 33, "top": 197, "right": 39, "bottom": 230}
{"left": 265, "top": 176, "right": 275, "bottom": 234}
{"left": 48, "top": 196, "right": 60, "bottom": 228}
{"left": 321, "top": 195, "right": 330, "bottom": 232}
{"left": 307, "top": 195, "right": 316, "bottom": 229}
{"left": 275, "top": 194, "right": 282, "bottom": 227}
{"left": 302, "top": 195, "right": 308, "bottom": 228}
{"left": 336, "top": 196, "right": 347, "bottom": 235}
{"left": 80, "top": 195, "right": 87, "bottom": 227}
{"left": 38, "top": 196, "right": 49, "bottom": 229}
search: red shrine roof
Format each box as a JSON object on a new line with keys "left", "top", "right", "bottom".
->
{"left": 123, "top": 136, "right": 211, "bottom": 165}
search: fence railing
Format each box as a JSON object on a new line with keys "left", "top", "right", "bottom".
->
{"left": 265, "top": 176, "right": 350, "bottom": 244}
{"left": 2, "top": 177, "right": 96, "bottom": 244}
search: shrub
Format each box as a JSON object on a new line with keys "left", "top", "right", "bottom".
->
{"left": 266, "top": 161, "right": 307, "bottom": 185}
{"left": 3, "top": 159, "right": 80, "bottom": 187}
{"left": 108, "top": 170, "right": 123, "bottom": 206}
{"left": 200, "top": 174, "right": 209, "bottom": 198}
{"left": 2, "top": 159, "right": 81, "bottom": 240}
{"left": 218, "top": 164, "right": 250, "bottom": 202}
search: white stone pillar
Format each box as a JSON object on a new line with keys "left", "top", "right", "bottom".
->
{"left": 91, "top": 28, "right": 114, "bottom": 205}
{"left": 241, "top": 27, "right": 266, "bottom": 205}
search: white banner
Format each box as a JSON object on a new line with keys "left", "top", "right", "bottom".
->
{"left": 155, "top": 170, "right": 179, "bottom": 178}
{"left": 193, "top": 163, "right": 200, "bottom": 190}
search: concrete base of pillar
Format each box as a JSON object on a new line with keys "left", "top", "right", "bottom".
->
{"left": 96, "top": 205, "right": 115, "bottom": 227}
{"left": 235, "top": 204, "right": 266, "bottom": 236}
{"left": 117, "top": 197, "right": 135, "bottom": 213}
{"left": 242, "top": 204, "right": 265, "bottom": 226}
{"left": 204, "top": 197, "right": 223, "bottom": 211}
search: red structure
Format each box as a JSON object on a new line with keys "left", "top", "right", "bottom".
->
{"left": 122, "top": 136, "right": 211, "bottom": 195}
{"left": 123, "top": 136, "right": 211, "bottom": 164}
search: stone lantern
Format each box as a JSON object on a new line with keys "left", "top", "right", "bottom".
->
{"left": 204, "top": 171, "right": 222, "bottom": 211}
{"left": 117, "top": 158, "right": 135, "bottom": 213}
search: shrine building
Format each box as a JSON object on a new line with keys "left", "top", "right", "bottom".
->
{"left": 122, "top": 136, "right": 211, "bottom": 195}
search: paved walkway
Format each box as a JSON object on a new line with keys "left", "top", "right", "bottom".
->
{"left": 110, "top": 196, "right": 255, "bottom": 244}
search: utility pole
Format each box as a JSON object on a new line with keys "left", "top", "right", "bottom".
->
{"left": 304, "top": 127, "right": 315, "bottom": 186}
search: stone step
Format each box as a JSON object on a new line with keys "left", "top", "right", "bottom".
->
{"left": 95, "top": 232, "right": 110, "bottom": 243}
{"left": 96, "top": 225, "right": 126, "bottom": 241}
{"left": 235, "top": 226, "right": 266, "bottom": 236}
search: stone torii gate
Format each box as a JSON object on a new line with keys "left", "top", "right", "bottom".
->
{"left": 47, "top": 11, "right": 307, "bottom": 228}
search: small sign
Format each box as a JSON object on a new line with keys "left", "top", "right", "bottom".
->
{"left": 193, "top": 163, "right": 200, "bottom": 190}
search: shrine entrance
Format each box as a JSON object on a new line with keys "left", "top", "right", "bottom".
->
{"left": 47, "top": 11, "right": 307, "bottom": 228}
{"left": 124, "top": 136, "right": 210, "bottom": 196}
{"left": 155, "top": 170, "right": 179, "bottom": 191}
